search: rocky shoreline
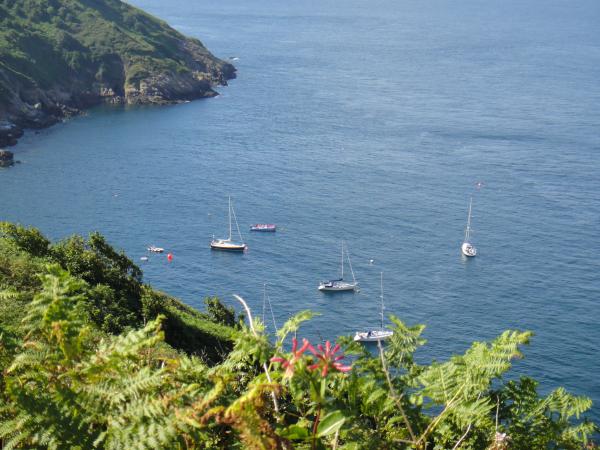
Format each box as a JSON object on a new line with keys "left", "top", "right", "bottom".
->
{"left": 0, "top": 60, "right": 236, "bottom": 149}
{"left": 0, "top": 1, "right": 236, "bottom": 150}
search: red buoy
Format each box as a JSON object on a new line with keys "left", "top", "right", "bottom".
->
{"left": 167, "top": 253, "right": 173, "bottom": 262}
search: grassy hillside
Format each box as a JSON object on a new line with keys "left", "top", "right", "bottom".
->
{"left": 0, "top": 0, "right": 235, "bottom": 145}
{"left": 0, "top": 222, "right": 237, "bottom": 364}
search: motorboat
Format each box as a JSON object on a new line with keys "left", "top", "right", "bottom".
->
{"left": 147, "top": 245, "right": 164, "bottom": 253}
{"left": 250, "top": 224, "right": 276, "bottom": 232}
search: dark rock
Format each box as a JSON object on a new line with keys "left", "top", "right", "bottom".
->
{"left": 0, "top": 149, "right": 15, "bottom": 167}
{"left": 0, "top": 122, "right": 23, "bottom": 148}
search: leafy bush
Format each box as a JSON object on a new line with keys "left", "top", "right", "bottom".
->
{"left": 0, "top": 264, "right": 595, "bottom": 449}
{"left": 0, "top": 222, "right": 234, "bottom": 360}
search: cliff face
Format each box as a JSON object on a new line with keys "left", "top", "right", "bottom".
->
{"left": 0, "top": 0, "right": 236, "bottom": 147}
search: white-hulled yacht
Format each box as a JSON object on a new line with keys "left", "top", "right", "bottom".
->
{"left": 461, "top": 197, "right": 477, "bottom": 257}
{"left": 211, "top": 196, "right": 247, "bottom": 252}
{"left": 354, "top": 272, "right": 393, "bottom": 342}
{"left": 318, "top": 242, "right": 358, "bottom": 292}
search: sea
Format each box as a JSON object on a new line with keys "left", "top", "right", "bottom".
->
{"left": 1, "top": 0, "right": 599, "bottom": 422}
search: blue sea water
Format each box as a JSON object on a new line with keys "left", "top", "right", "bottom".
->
{"left": 2, "top": 0, "right": 599, "bottom": 421}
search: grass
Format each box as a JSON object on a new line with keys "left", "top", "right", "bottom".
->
{"left": 0, "top": 0, "right": 228, "bottom": 103}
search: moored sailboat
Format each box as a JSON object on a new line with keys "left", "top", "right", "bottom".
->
{"left": 461, "top": 197, "right": 477, "bottom": 257}
{"left": 354, "top": 272, "right": 393, "bottom": 342}
{"left": 318, "top": 242, "right": 358, "bottom": 292}
{"left": 211, "top": 196, "right": 247, "bottom": 251}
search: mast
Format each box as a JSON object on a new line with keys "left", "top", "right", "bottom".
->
{"left": 464, "top": 197, "right": 473, "bottom": 242}
{"left": 262, "top": 283, "right": 267, "bottom": 326}
{"left": 380, "top": 272, "right": 384, "bottom": 330}
{"left": 228, "top": 196, "right": 232, "bottom": 241}
{"left": 340, "top": 242, "right": 344, "bottom": 280}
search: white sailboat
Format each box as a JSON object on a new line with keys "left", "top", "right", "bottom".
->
{"left": 210, "top": 196, "right": 247, "bottom": 251}
{"left": 354, "top": 272, "right": 393, "bottom": 342}
{"left": 318, "top": 242, "right": 358, "bottom": 292}
{"left": 461, "top": 197, "right": 477, "bottom": 257}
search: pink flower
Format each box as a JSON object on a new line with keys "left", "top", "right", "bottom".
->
{"left": 271, "top": 337, "right": 310, "bottom": 377}
{"left": 307, "top": 340, "right": 351, "bottom": 377}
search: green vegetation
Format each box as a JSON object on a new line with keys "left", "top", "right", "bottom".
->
{"left": 0, "top": 0, "right": 230, "bottom": 89}
{"left": 0, "top": 0, "right": 234, "bottom": 140}
{"left": 0, "top": 222, "right": 236, "bottom": 363}
{"left": 0, "top": 223, "right": 596, "bottom": 449}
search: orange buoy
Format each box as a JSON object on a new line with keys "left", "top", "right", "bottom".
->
{"left": 167, "top": 253, "right": 173, "bottom": 262}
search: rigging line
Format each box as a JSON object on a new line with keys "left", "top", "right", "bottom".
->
{"left": 228, "top": 195, "right": 232, "bottom": 241}
{"left": 231, "top": 199, "right": 244, "bottom": 242}
{"left": 317, "top": 330, "right": 325, "bottom": 344}
{"left": 346, "top": 243, "right": 356, "bottom": 283}
{"left": 266, "top": 288, "right": 278, "bottom": 333}
{"left": 340, "top": 240, "right": 344, "bottom": 280}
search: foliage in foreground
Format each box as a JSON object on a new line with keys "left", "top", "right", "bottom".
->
{"left": 0, "top": 266, "right": 596, "bottom": 449}
{"left": 0, "top": 222, "right": 236, "bottom": 364}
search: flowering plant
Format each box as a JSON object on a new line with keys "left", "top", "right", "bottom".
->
{"left": 307, "top": 340, "right": 351, "bottom": 377}
{"left": 270, "top": 337, "right": 310, "bottom": 378}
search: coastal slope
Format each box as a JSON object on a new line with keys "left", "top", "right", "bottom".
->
{"left": 0, "top": 0, "right": 236, "bottom": 146}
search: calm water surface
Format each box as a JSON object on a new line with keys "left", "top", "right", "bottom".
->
{"left": 2, "top": 0, "right": 599, "bottom": 419}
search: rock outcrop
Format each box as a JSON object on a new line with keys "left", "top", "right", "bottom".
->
{"left": 0, "top": 0, "right": 236, "bottom": 146}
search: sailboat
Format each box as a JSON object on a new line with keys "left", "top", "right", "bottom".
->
{"left": 354, "top": 272, "right": 394, "bottom": 342}
{"left": 461, "top": 196, "right": 477, "bottom": 257}
{"left": 318, "top": 242, "right": 358, "bottom": 292}
{"left": 210, "top": 196, "right": 247, "bottom": 251}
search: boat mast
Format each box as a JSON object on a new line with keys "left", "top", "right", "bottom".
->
{"left": 228, "top": 196, "right": 233, "bottom": 241}
{"left": 340, "top": 241, "right": 344, "bottom": 280}
{"left": 380, "top": 272, "right": 384, "bottom": 330}
{"left": 262, "top": 283, "right": 267, "bottom": 326}
{"left": 465, "top": 197, "right": 473, "bottom": 242}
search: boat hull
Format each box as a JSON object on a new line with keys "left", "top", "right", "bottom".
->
{"left": 461, "top": 242, "right": 477, "bottom": 257}
{"left": 318, "top": 282, "right": 358, "bottom": 292}
{"left": 210, "top": 241, "right": 247, "bottom": 251}
{"left": 354, "top": 330, "right": 393, "bottom": 342}
{"left": 250, "top": 224, "right": 276, "bottom": 232}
